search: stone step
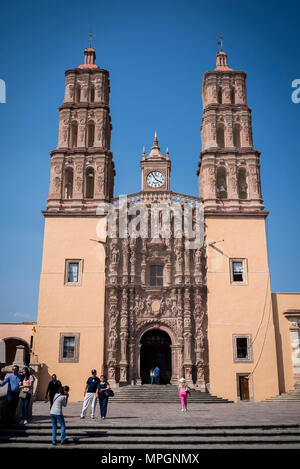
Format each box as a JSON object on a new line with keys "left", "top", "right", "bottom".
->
{"left": 2, "top": 424, "right": 300, "bottom": 448}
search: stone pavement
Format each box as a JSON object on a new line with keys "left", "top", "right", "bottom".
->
{"left": 31, "top": 400, "right": 300, "bottom": 426}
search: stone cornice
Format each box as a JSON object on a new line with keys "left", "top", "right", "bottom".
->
{"left": 50, "top": 148, "right": 114, "bottom": 158}
{"left": 58, "top": 103, "right": 110, "bottom": 112}
{"left": 204, "top": 210, "right": 269, "bottom": 218}
{"left": 65, "top": 68, "right": 109, "bottom": 76}
{"left": 203, "top": 104, "right": 252, "bottom": 113}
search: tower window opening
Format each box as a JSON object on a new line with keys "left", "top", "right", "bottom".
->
{"left": 216, "top": 125, "right": 225, "bottom": 148}
{"left": 90, "top": 84, "right": 95, "bottom": 103}
{"left": 87, "top": 121, "right": 95, "bottom": 147}
{"left": 216, "top": 166, "right": 227, "bottom": 199}
{"left": 75, "top": 84, "right": 81, "bottom": 103}
{"left": 218, "top": 87, "right": 223, "bottom": 104}
{"left": 150, "top": 265, "right": 163, "bottom": 286}
{"left": 85, "top": 168, "right": 95, "bottom": 198}
{"left": 71, "top": 121, "right": 78, "bottom": 148}
{"left": 233, "top": 124, "right": 241, "bottom": 148}
{"left": 64, "top": 168, "right": 73, "bottom": 199}
{"left": 238, "top": 167, "right": 248, "bottom": 199}
{"left": 230, "top": 87, "right": 235, "bottom": 104}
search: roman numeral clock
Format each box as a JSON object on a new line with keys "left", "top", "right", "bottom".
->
{"left": 141, "top": 132, "right": 171, "bottom": 192}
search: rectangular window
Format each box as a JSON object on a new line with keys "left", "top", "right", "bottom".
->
{"left": 229, "top": 258, "right": 248, "bottom": 285}
{"left": 232, "top": 261, "right": 243, "bottom": 282}
{"left": 150, "top": 265, "right": 163, "bottom": 286}
{"left": 236, "top": 338, "right": 248, "bottom": 359}
{"left": 68, "top": 263, "right": 79, "bottom": 283}
{"left": 63, "top": 336, "right": 75, "bottom": 358}
{"left": 64, "top": 259, "right": 83, "bottom": 286}
{"left": 233, "top": 334, "right": 253, "bottom": 363}
{"left": 59, "top": 333, "right": 80, "bottom": 363}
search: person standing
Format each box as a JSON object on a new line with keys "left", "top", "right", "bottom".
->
{"left": 19, "top": 366, "right": 35, "bottom": 424}
{"left": 96, "top": 375, "right": 111, "bottom": 420}
{"left": 150, "top": 368, "right": 155, "bottom": 384}
{"left": 80, "top": 369, "right": 100, "bottom": 419}
{"left": 178, "top": 378, "right": 190, "bottom": 412}
{"left": 154, "top": 365, "right": 160, "bottom": 385}
{"left": 45, "top": 374, "right": 62, "bottom": 408}
{"left": 0, "top": 365, "right": 23, "bottom": 423}
{"left": 50, "top": 385, "right": 69, "bottom": 446}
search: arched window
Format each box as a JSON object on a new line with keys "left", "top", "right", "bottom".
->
{"left": 75, "top": 84, "right": 81, "bottom": 103}
{"left": 233, "top": 124, "right": 241, "bottom": 148}
{"left": 87, "top": 121, "right": 95, "bottom": 148}
{"left": 64, "top": 168, "right": 73, "bottom": 199}
{"left": 216, "top": 166, "right": 227, "bottom": 199}
{"left": 216, "top": 124, "right": 225, "bottom": 148}
{"left": 70, "top": 121, "right": 78, "bottom": 148}
{"left": 85, "top": 168, "right": 94, "bottom": 198}
{"left": 238, "top": 168, "right": 248, "bottom": 199}
{"left": 90, "top": 84, "right": 95, "bottom": 103}
{"left": 230, "top": 87, "right": 235, "bottom": 104}
{"left": 218, "top": 87, "right": 223, "bottom": 104}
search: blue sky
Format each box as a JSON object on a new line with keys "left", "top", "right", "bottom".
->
{"left": 0, "top": 0, "right": 299, "bottom": 322}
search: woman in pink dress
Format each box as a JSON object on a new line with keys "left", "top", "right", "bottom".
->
{"left": 178, "top": 377, "right": 190, "bottom": 412}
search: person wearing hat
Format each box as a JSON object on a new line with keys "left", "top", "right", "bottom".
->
{"left": 178, "top": 377, "right": 190, "bottom": 412}
{"left": 80, "top": 370, "right": 100, "bottom": 419}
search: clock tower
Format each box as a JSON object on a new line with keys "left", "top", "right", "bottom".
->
{"left": 141, "top": 132, "right": 171, "bottom": 191}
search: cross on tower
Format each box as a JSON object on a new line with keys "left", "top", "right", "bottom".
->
{"left": 218, "top": 34, "right": 223, "bottom": 51}
{"left": 88, "top": 32, "right": 95, "bottom": 48}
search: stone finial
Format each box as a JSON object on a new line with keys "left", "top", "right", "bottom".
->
{"left": 215, "top": 51, "right": 233, "bottom": 71}
{"left": 152, "top": 131, "right": 159, "bottom": 149}
{"left": 78, "top": 47, "right": 99, "bottom": 69}
{"left": 166, "top": 148, "right": 169, "bottom": 160}
{"left": 142, "top": 146, "right": 146, "bottom": 160}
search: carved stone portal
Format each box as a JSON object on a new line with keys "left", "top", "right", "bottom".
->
{"left": 104, "top": 205, "right": 208, "bottom": 389}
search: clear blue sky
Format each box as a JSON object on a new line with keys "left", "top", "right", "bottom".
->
{"left": 0, "top": 0, "right": 299, "bottom": 322}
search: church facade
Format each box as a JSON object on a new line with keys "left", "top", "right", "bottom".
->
{"left": 2, "top": 47, "right": 300, "bottom": 403}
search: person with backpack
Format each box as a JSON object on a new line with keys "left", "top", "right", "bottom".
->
{"left": 50, "top": 385, "right": 70, "bottom": 445}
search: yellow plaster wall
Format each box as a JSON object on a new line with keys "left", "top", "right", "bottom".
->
{"left": 34, "top": 216, "right": 106, "bottom": 402}
{"left": 205, "top": 215, "right": 279, "bottom": 402}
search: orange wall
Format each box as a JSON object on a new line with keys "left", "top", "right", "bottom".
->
{"left": 34, "top": 216, "right": 106, "bottom": 401}
{"left": 205, "top": 215, "right": 279, "bottom": 402}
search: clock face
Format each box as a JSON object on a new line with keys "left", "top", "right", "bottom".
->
{"left": 146, "top": 171, "right": 165, "bottom": 188}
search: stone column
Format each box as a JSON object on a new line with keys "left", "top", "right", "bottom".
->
{"left": 285, "top": 312, "right": 300, "bottom": 388}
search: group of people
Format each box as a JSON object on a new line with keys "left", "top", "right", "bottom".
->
{"left": 1, "top": 366, "right": 191, "bottom": 445}
{"left": 149, "top": 366, "right": 160, "bottom": 384}
{"left": 0, "top": 365, "right": 35, "bottom": 424}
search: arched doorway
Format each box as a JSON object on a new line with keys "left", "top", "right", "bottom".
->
{"left": 140, "top": 330, "right": 171, "bottom": 384}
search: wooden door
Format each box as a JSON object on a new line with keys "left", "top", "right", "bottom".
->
{"left": 239, "top": 376, "right": 250, "bottom": 400}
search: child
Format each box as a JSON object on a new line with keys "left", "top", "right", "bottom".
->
{"left": 178, "top": 377, "right": 190, "bottom": 412}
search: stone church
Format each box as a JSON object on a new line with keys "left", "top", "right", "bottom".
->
{"left": 1, "top": 46, "right": 300, "bottom": 403}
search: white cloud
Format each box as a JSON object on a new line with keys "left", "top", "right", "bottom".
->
{"left": 12, "top": 312, "right": 31, "bottom": 319}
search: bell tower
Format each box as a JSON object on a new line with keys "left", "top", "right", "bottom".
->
{"left": 141, "top": 132, "right": 171, "bottom": 192}
{"left": 47, "top": 47, "right": 115, "bottom": 212}
{"left": 198, "top": 50, "right": 263, "bottom": 212}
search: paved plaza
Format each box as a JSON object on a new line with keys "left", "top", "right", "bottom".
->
{"left": 31, "top": 400, "right": 300, "bottom": 427}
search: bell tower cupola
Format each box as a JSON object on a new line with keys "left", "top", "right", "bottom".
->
{"left": 141, "top": 132, "right": 171, "bottom": 191}
{"left": 46, "top": 46, "right": 115, "bottom": 213}
{"left": 197, "top": 49, "right": 264, "bottom": 213}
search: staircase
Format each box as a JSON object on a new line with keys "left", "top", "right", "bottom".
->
{"left": 111, "top": 384, "right": 232, "bottom": 403}
{"left": 264, "top": 388, "right": 300, "bottom": 402}
{"left": 1, "top": 424, "right": 300, "bottom": 449}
